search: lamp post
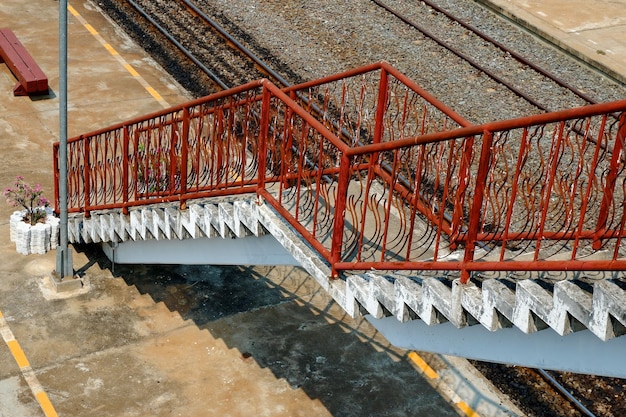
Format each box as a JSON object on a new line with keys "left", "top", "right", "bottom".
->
{"left": 56, "top": 0, "right": 73, "bottom": 278}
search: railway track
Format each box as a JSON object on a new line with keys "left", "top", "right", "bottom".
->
{"left": 94, "top": 0, "right": 625, "bottom": 121}
{"left": 371, "top": 0, "right": 600, "bottom": 111}
{"left": 96, "top": 0, "right": 303, "bottom": 96}
{"left": 473, "top": 361, "right": 626, "bottom": 416}
{"left": 92, "top": 0, "right": 626, "bottom": 415}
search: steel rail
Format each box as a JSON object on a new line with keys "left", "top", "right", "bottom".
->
{"left": 125, "top": 0, "right": 229, "bottom": 90}
{"left": 129, "top": 0, "right": 291, "bottom": 90}
{"left": 411, "top": 0, "right": 599, "bottom": 105}
{"left": 537, "top": 369, "right": 597, "bottom": 417}
{"left": 370, "top": 0, "right": 592, "bottom": 112}
{"left": 180, "top": 0, "right": 291, "bottom": 88}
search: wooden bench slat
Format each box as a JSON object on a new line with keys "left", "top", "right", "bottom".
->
{"left": 0, "top": 28, "right": 48, "bottom": 96}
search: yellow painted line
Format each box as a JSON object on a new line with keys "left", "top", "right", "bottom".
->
{"left": 408, "top": 351, "right": 480, "bottom": 417}
{"left": 103, "top": 43, "right": 119, "bottom": 55}
{"left": 1, "top": 310, "right": 59, "bottom": 417}
{"left": 408, "top": 351, "right": 438, "bottom": 379}
{"left": 145, "top": 86, "right": 164, "bottom": 102}
{"left": 7, "top": 339, "right": 30, "bottom": 368}
{"left": 84, "top": 24, "right": 98, "bottom": 36}
{"left": 67, "top": 2, "right": 171, "bottom": 108}
{"left": 68, "top": 4, "right": 79, "bottom": 16}
{"left": 124, "top": 63, "right": 140, "bottom": 78}
{"left": 457, "top": 401, "right": 479, "bottom": 417}
{"left": 36, "top": 391, "right": 60, "bottom": 417}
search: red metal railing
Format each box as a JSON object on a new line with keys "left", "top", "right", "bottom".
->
{"left": 54, "top": 62, "right": 626, "bottom": 283}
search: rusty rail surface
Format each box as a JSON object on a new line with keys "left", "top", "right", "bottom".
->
{"left": 54, "top": 62, "right": 626, "bottom": 282}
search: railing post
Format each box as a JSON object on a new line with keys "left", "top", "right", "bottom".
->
{"left": 122, "top": 126, "right": 130, "bottom": 215}
{"left": 374, "top": 68, "right": 389, "bottom": 145}
{"left": 257, "top": 84, "right": 271, "bottom": 198}
{"left": 594, "top": 113, "right": 626, "bottom": 249}
{"left": 83, "top": 137, "right": 91, "bottom": 217}
{"left": 330, "top": 153, "right": 351, "bottom": 278}
{"left": 461, "top": 130, "right": 493, "bottom": 284}
{"left": 167, "top": 116, "right": 180, "bottom": 204}
{"left": 449, "top": 136, "right": 474, "bottom": 245}
{"left": 179, "top": 107, "right": 190, "bottom": 209}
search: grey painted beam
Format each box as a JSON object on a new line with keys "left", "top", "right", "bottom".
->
{"left": 102, "top": 234, "right": 300, "bottom": 266}
{"left": 366, "top": 315, "right": 626, "bottom": 378}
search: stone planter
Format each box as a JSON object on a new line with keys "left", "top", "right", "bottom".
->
{"left": 9, "top": 209, "right": 59, "bottom": 255}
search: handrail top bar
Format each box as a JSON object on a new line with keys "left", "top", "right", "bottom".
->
{"left": 346, "top": 98, "right": 626, "bottom": 156}
{"left": 378, "top": 61, "right": 473, "bottom": 128}
{"left": 52, "top": 79, "right": 267, "bottom": 147}
{"left": 261, "top": 81, "right": 351, "bottom": 154}
{"left": 281, "top": 61, "right": 473, "bottom": 129}
{"left": 53, "top": 61, "right": 481, "bottom": 149}
{"left": 281, "top": 61, "right": 385, "bottom": 92}
{"left": 52, "top": 58, "right": 626, "bottom": 159}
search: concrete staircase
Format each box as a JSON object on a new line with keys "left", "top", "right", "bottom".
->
{"left": 66, "top": 196, "right": 626, "bottom": 344}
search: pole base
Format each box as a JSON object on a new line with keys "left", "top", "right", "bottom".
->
{"left": 50, "top": 271, "right": 83, "bottom": 293}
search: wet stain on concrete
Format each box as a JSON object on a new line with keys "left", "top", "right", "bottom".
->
{"left": 207, "top": 302, "right": 459, "bottom": 417}
{"left": 114, "top": 263, "right": 289, "bottom": 325}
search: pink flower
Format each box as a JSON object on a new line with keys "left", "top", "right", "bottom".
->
{"left": 3, "top": 177, "right": 50, "bottom": 225}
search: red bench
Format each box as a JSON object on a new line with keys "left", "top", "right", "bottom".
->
{"left": 0, "top": 28, "right": 48, "bottom": 96}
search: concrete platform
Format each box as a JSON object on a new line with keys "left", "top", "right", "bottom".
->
{"left": 481, "top": 0, "right": 626, "bottom": 85}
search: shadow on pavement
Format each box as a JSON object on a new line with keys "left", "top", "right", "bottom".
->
{"left": 75, "top": 243, "right": 459, "bottom": 417}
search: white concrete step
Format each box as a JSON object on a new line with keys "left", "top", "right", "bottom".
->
{"left": 66, "top": 197, "right": 626, "bottom": 342}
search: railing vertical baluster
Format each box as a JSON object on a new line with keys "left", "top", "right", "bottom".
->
{"left": 380, "top": 149, "right": 401, "bottom": 261}
{"left": 450, "top": 136, "right": 474, "bottom": 246}
{"left": 132, "top": 128, "right": 139, "bottom": 201}
{"left": 534, "top": 122, "right": 566, "bottom": 259}
{"left": 500, "top": 128, "right": 529, "bottom": 261}
{"left": 83, "top": 136, "right": 91, "bottom": 217}
{"left": 122, "top": 125, "right": 130, "bottom": 214}
{"left": 180, "top": 107, "right": 190, "bottom": 209}
{"left": 239, "top": 98, "right": 249, "bottom": 185}
{"left": 279, "top": 95, "right": 293, "bottom": 206}
{"left": 572, "top": 118, "right": 600, "bottom": 255}
{"left": 257, "top": 84, "right": 271, "bottom": 197}
{"left": 434, "top": 138, "right": 457, "bottom": 256}
{"left": 215, "top": 107, "right": 224, "bottom": 187}
{"left": 358, "top": 148, "right": 379, "bottom": 263}
{"left": 406, "top": 144, "right": 426, "bottom": 261}
{"left": 331, "top": 153, "right": 351, "bottom": 278}
{"left": 594, "top": 113, "right": 626, "bottom": 249}
{"left": 225, "top": 103, "right": 234, "bottom": 187}
{"left": 167, "top": 116, "right": 178, "bottom": 198}
{"left": 311, "top": 125, "right": 323, "bottom": 238}
{"left": 462, "top": 130, "right": 494, "bottom": 284}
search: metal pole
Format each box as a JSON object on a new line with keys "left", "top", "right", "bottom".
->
{"left": 56, "top": 0, "right": 73, "bottom": 278}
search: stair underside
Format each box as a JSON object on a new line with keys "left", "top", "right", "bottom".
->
{"left": 67, "top": 197, "right": 626, "bottom": 342}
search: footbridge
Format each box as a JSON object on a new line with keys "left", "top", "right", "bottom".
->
{"left": 54, "top": 62, "right": 626, "bottom": 377}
